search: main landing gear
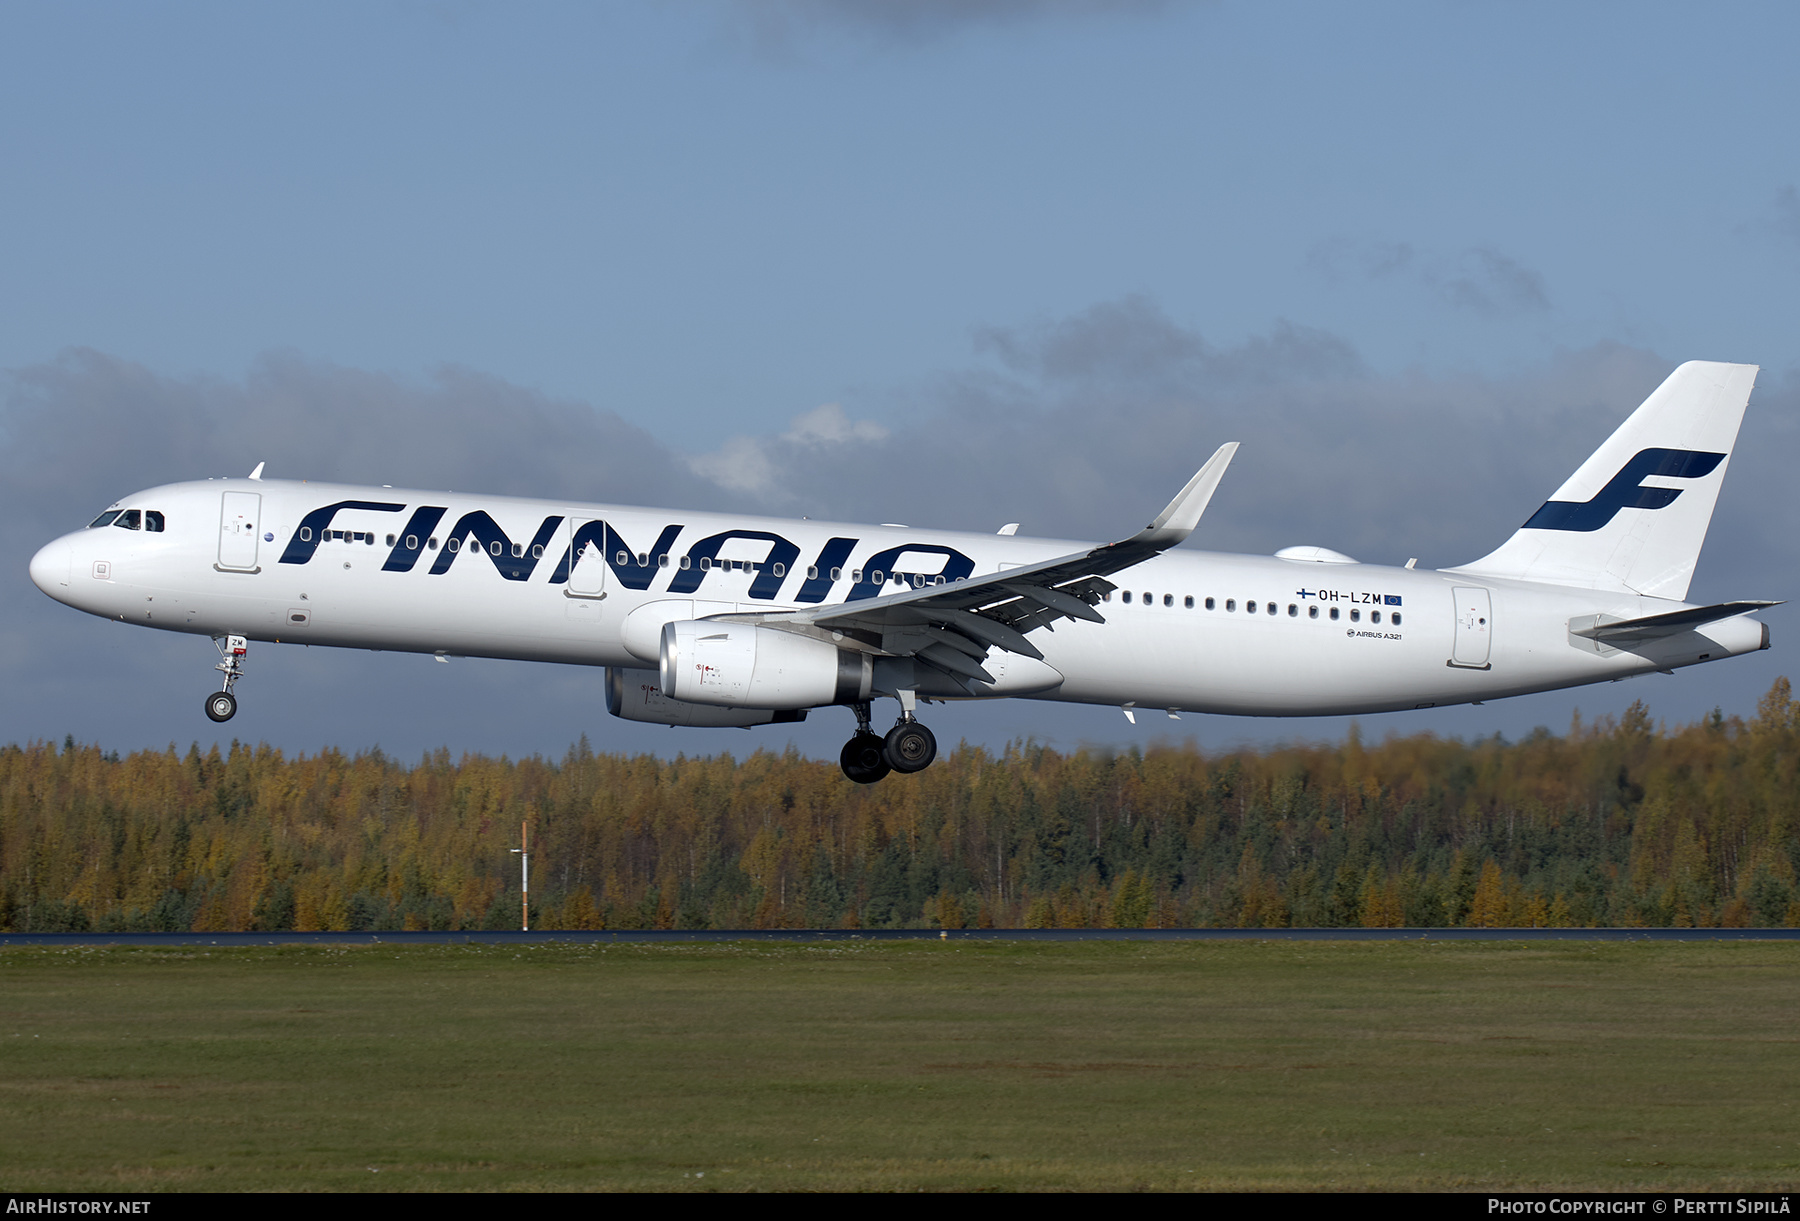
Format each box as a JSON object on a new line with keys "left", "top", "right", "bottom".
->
{"left": 205, "top": 635, "right": 247, "bottom": 723}
{"left": 838, "top": 700, "right": 937, "bottom": 784}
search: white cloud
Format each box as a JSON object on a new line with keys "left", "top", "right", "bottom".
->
{"left": 687, "top": 402, "right": 888, "bottom": 498}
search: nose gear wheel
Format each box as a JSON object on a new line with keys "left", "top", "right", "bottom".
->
{"left": 206, "top": 635, "right": 248, "bottom": 722}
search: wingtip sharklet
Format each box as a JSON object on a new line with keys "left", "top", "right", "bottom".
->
{"left": 769, "top": 439, "right": 1241, "bottom": 652}
{"left": 1137, "top": 442, "right": 1238, "bottom": 545}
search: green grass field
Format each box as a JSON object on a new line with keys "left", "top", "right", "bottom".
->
{"left": 0, "top": 940, "right": 1795, "bottom": 1191}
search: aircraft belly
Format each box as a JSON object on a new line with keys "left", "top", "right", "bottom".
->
{"left": 283, "top": 580, "right": 627, "bottom": 664}
{"left": 1040, "top": 603, "right": 1491, "bottom": 716}
{"left": 145, "top": 559, "right": 629, "bottom": 665}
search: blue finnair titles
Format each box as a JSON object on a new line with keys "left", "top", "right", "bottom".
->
{"left": 274, "top": 502, "right": 981, "bottom": 605}
{"left": 27, "top": 359, "right": 1780, "bottom": 784}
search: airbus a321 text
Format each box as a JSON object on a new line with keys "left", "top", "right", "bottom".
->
{"left": 29, "top": 361, "right": 1777, "bottom": 783}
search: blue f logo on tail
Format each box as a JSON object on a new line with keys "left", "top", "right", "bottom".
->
{"left": 1523, "top": 448, "right": 1725, "bottom": 533}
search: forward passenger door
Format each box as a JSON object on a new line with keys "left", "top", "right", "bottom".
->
{"left": 217, "top": 492, "right": 261, "bottom": 572}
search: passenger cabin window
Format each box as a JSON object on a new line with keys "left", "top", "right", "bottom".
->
{"left": 1246, "top": 600, "right": 1257, "bottom": 614}
{"left": 1330, "top": 607, "right": 1340, "bottom": 620}
{"left": 1122, "top": 591, "right": 1133, "bottom": 604}
{"left": 1204, "top": 597, "right": 1214, "bottom": 610}
{"left": 1225, "top": 599, "right": 1236, "bottom": 612}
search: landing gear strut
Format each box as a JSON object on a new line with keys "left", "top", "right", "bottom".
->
{"left": 839, "top": 702, "right": 889, "bottom": 784}
{"left": 883, "top": 687, "right": 936, "bottom": 773}
{"left": 837, "top": 698, "right": 939, "bottom": 783}
{"left": 205, "top": 635, "right": 247, "bottom": 723}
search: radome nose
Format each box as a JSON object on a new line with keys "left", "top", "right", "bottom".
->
{"left": 29, "top": 538, "right": 71, "bottom": 595}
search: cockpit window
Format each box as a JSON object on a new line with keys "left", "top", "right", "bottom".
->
{"left": 145, "top": 511, "right": 165, "bottom": 532}
{"left": 89, "top": 511, "right": 122, "bottom": 529}
{"left": 114, "top": 510, "right": 142, "bottom": 530}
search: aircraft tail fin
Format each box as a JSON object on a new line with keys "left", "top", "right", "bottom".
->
{"left": 1450, "top": 361, "right": 1757, "bottom": 600}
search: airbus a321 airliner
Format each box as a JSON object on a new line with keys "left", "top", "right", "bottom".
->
{"left": 28, "top": 361, "right": 1777, "bottom": 783}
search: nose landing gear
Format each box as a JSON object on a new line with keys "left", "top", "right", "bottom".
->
{"left": 205, "top": 635, "right": 247, "bottom": 723}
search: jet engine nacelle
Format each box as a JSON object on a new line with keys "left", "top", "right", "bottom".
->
{"left": 659, "top": 620, "right": 873, "bottom": 709}
{"left": 605, "top": 667, "right": 807, "bottom": 728}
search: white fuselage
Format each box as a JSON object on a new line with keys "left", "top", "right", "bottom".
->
{"left": 28, "top": 477, "right": 1768, "bottom": 717}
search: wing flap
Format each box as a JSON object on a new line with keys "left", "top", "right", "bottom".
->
{"left": 720, "top": 442, "right": 1238, "bottom": 673}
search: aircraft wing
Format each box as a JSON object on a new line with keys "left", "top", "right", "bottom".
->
{"left": 718, "top": 443, "right": 1238, "bottom": 687}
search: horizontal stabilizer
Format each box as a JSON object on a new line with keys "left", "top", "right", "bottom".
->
{"left": 1571, "top": 600, "right": 1781, "bottom": 645}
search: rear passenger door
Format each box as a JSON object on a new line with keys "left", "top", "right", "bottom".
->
{"left": 1450, "top": 586, "right": 1492, "bottom": 668}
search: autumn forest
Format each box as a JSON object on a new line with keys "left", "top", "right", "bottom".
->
{"left": 6, "top": 681, "right": 1800, "bottom": 933}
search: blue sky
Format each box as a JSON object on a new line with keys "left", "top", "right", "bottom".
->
{"left": 4, "top": 1, "right": 1798, "bottom": 762}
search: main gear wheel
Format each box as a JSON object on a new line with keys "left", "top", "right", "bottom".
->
{"left": 840, "top": 732, "right": 891, "bottom": 784}
{"left": 882, "top": 721, "right": 937, "bottom": 774}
